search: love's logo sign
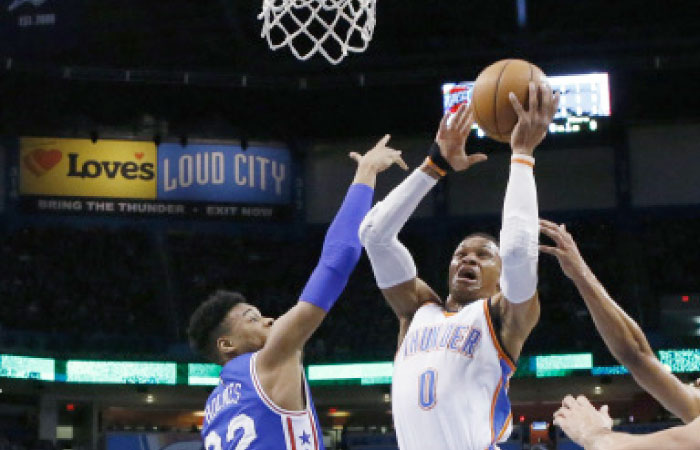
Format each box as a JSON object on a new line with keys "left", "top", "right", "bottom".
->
{"left": 24, "top": 148, "right": 63, "bottom": 176}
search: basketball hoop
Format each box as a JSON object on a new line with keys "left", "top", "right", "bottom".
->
{"left": 258, "top": 0, "right": 377, "bottom": 65}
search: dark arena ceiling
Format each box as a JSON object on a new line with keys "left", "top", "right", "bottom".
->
{"left": 1, "top": 0, "right": 699, "bottom": 139}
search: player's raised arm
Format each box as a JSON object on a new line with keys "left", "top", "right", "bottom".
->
{"left": 496, "top": 82, "right": 559, "bottom": 361}
{"left": 359, "top": 104, "right": 487, "bottom": 338}
{"left": 540, "top": 219, "right": 700, "bottom": 423}
{"left": 554, "top": 394, "right": 700, "bottom": 450}
{"left": 256, "top": 135, "right": 407, "bottom": 370}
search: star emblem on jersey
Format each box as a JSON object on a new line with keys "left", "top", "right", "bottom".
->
{"left": 299, "top": 430, "right": 312, "bottom": 445}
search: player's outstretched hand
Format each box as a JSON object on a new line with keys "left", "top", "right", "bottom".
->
{"left": 553, "top": 395, "right": 613, "bottom": 448}
{"left": 349, "top": 134, "right": 408, "bottom": 173}
{"left": 349, "top": 134, "right": 408, "bottom": 188}
{"left": 509, "top": 82, "right": 560, "bottom": 156}
{"left": 539, "top": 219, "right": 589, "bottom": 280}
{"left": 434, "top": 103, "right": 487, "bottom": 172}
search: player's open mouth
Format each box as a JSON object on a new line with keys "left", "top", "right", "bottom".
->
{"left": 456, "top": 266, "right": 479, "bottom": 284}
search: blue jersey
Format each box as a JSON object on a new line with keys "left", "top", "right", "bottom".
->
{"left": 201, "top": 352, "right": 324, "bottom": 450}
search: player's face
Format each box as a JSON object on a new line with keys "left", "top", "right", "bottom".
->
{"left": 448, "top": 236, "right": 501, "bottom": 304}
{"left": 224, "top": 303, "right": 274, "bottom": 356}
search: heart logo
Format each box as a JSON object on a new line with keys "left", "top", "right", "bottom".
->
{"left": 135, "top": 152, "right": 144, "bottom": 160}
{"left": 24, "top": 148, "right": 62, "bottom": 176}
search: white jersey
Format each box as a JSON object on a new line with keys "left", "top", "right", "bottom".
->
{"left": 392, "top": 299, "right": 515, "bottom": 450}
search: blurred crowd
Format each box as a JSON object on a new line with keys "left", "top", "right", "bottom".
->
{"left": 1, "top": 215, "right": 699, "bottom": 363}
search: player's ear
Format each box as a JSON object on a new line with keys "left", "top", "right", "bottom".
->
{"left": 217, "top": 335, "right": 238, "bottom": 359}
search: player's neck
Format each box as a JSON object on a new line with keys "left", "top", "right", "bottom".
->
{"left": 445, "top": 294, "right": 482, "bottom": 312}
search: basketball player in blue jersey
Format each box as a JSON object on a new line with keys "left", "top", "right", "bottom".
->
{"left": 186, "top": 136, "right": 407, "bottom": 450}
{"left": 538, "top": 220, "right": 700, "bottom": 450}
{"left": 359, "top": 84, "right": 559, "bottom": 450}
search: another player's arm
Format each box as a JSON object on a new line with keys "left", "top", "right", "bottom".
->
{"left": 360, "top": 104, "right": 487, "bottom": 346}
{"left": 540, "top": 220, "right": 700, "bottom": 423}
{"left": 498, "top": 82, "right": 560, "bottom": 361}
{"left": 554, "top": 395, "right": 700, "bottom": 450}
{"left": 257, "top": 136, "right": 407, "bottom": 369}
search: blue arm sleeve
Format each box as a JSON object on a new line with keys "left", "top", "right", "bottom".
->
{"left": 299, "top": 183, "right": 374, "bottom": 311}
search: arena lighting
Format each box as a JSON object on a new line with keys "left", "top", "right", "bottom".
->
{"left": 534, "top": 353, "right": 593, "bottom": 378}
{"left": 187, "top": 363, "right": 221, "bottom": 386}
{"left": 0, "top": 354, "right": 54, "bottom": 381}
{"left": 658, "top": 349, "right": 700, "bottom": 373}
{"left": 591, "top": 365, "right": 629, "bottom": 376}
{"left": 65, "top": 360, "right": 177, "bottom": 385}
{"left": 519, "top": 415, "right": 526, "bottom": 423}
{"left": 307, "top": 362, "right": 393, "bottom": 385}
{"left": 682, "top": 295, "right": 690, "bottom": 302}
{"left": 66, "top": 403, "right": 75, "bottom": 412}
{"left": 2, "top": 350, "right": 699, "bottom": 385}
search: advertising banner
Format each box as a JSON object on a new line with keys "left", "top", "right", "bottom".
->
{"left": 20, "top": 137, "right": 157, "bottom": 199}
{"left": 157, "top": 143, "right": 292, "bottom": 204}
{"left": 16, "top": 138, "right": 295, "bottom": 221}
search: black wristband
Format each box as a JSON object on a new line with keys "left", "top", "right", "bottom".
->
{"left": 428, "top": 142, "right": 453, "bottom": 173}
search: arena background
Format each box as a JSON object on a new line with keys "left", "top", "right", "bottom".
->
{"left": 1, "top": 0, "right": 700, "bottom": 449}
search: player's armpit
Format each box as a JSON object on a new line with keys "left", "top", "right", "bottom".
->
{"left": 623, "top": 352, "right": 700, "bottom": 424}
{"left": 499, "top": 291, "right": 540, "bottom": 362}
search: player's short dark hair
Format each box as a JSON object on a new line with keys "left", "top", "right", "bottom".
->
{"left": 187, "top": 290, "right": 247, "bottom": 363}
{"left": 462, "top": 232, "right": 499, "bottom": 248}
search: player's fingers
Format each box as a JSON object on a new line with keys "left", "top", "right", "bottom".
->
{"left": 528, "top": 81, "right": 538, "bottom": 114}
{"left": 553, "top": 407, "right": 569, "bottom": 419}
{"left": 539, "top": 245, "right": 562, "bottom": 256}
{"left": 539, "top": 218, "right": 559, "bottom": 229}
{"left": 454, "top": 105, "right": 470, "bottom": 131}
{"left": 562, "top": 395, "right": 577, "bottom": 408}
{"left": 540, "top": 226, "right": 567, "bottom": 247}
{"left": 468, "top": 153, "right": 488, "bottom": 166}
{"left": 509, "top": 92, "right": 526, "bottom": 118}
{"left": 375, "top": 134, "right": 391, "bottom": 149}
{"left": 552, "top": 90, "right": 561, "bottom": 117}
{"left": 394, "top": 154, "right": 409, "bottom": 171}
{"left": 541, "top": 82, "right": 552, "bottom": 114}
{"left": 600, "top": 405, "right": 610, "bottom": 416}
{"left": 576, "top": 395, "right": 593, "bottom": 408}
{"left": 348, "top": 152, "right": 362, "bottom": 163}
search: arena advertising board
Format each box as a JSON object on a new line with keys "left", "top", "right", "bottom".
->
{"left": 16, "top": 137, "right": 295, "bottom": 220}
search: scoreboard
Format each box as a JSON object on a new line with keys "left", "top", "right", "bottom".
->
{"left": 442, "top": 73, "right": 611, "bottom": 136}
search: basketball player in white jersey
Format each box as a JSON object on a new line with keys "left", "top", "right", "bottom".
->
{"left": 359, "top": 83, "right": 559, "bottom": 450}
{"left": 538, "top": 219, "right": 700, "bottom": 450}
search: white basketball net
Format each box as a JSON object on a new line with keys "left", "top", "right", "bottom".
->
{"left": 258, "top": 0, "right": 377, "bottom": 65}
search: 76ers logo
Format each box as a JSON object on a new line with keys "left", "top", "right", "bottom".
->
{"left": 445, "top": 85, "right": 472, "bottom": 114}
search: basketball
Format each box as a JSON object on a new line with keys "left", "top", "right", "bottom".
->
{"left": 471, "top": 59, "right": 548, "bottom": 143}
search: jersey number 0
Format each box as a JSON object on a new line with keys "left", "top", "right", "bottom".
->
{"left": 205, "top": 414, "right": 257, "bottom": 450}
{"left": 419, "top": 368, "right": 437, "bottom": 410}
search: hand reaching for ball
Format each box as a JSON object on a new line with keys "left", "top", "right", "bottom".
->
{"left": 509, "top": 81, "right": 560, "bottom": 156}
{"left": 434, "top": 103, "right": 488, "bottom": 172}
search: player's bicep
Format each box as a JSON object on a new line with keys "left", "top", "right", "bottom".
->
{"left": 257, "top": 302, "right": 326, "bottom": 370}
{"left": 381, "top": 277, "right": 439, "bottom": 320}
{"left": 503, "top": 291, "right": 540, "bottom": 335}
{"left": 500, "top": 292, "right": 540, "bottom": 361}
{"left": 627, "top": 353, "right": 700, "bottom": 423}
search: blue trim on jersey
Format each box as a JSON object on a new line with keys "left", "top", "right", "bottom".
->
{"left": 492, "top": 357, "right": 514, "bottom": 443}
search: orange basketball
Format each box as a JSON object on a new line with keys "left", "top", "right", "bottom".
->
{"left": 471, "top": 59, "right": 548, "bottom": 143}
